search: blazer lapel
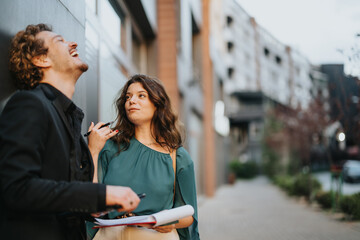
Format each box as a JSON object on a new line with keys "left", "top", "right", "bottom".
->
{"left": 39, "top": 84, "right": 78, "bottom": 181}
{"left": 52, "top": 98, "right": 78, "bottom": 181}
{"left": 80, "top": 137, "right": 94, "bottom": 180}
{"left": 39, "top": 83, "right": 74, "bottom": 140}
{"left": 52, "top": 99, "right": 74, "bottom": 140}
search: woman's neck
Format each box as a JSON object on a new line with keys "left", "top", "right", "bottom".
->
{"left": 134, "top": 124, "right": 156, "bottom": 145}
{"left": 134, "top": 125, "right": 172, "bottom": 153}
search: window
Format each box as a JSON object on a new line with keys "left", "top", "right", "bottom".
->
{"left": 99, "top": 0, "right": 121, "bottom": 46}
{"left": 86, "top": 0, "right": 97, "bottom": 14}
{"left": 132, "top": 31, "right": 141, "bottom": 71}
{"left": 228, "top": 67, "right": 234, "bottom": 78}
{"left": 219, "top": 79, "right": 224, "bottom": 100}
{"left": 226, "top": 16, "right": 233, "bottom": 26}
{"left": 275, "top": 56, "right": 282, "bottom": 65}
{"left": 263, "top": 47, "right": 269, "bottom": 57}
{"left": 227, "top": 41, "right": 234, "bottom": 52}
{"left": 192, "top": 14, "right": 201, "bottom": 83}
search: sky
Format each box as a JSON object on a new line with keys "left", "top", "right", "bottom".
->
{"left": 236, "top": 0, "right": 360, "bottom": 70}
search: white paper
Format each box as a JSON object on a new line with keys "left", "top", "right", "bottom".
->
{"left": 95, "top": 215, "right": 155, "bottom": 226}
{"left": 94, "top": 205, "right": 194, "bottom": 227}
{"left": 152, "top": 205, "right": 194, "bottom": 226}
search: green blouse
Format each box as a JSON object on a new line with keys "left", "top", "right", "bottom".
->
{"left": 87, "top": 138, "right": 199, "bottom": 240}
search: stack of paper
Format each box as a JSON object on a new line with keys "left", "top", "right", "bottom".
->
{"left": 94, "top": 205, "right": 194, "bottom": 228}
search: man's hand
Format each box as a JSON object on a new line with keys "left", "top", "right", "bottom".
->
{"left": 106, "top": 186, "right": 140, "bottom": 212}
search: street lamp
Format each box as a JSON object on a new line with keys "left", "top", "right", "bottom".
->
{"left": 337, "top": 132, "right": 346, "bottom": 142}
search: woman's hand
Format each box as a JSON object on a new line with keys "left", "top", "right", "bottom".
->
{"left": 152, "top": 224, "right": 176, "bottom": 233}
{"left": 87, "top": 122, "right": 118, "bottom": 155}
{"left": 87, "top": 122, "right": 118, "bottom": 182}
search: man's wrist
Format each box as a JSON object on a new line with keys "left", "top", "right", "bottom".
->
{"left": 97, "top": 184, "right": 107, "bottom": 211}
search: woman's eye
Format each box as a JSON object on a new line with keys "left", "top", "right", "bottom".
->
{"left": 139, "top": 94, "right": 145, "bottom": 98}
{"left": 125, "top": 95, "right": 130, "bottom": 100}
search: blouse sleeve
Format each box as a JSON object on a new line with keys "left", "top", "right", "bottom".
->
{"left": 97, "top": 141, "right": 113, "bottom": 183}
{"left": 86, "top": 140, "right": 114, "bottom": 239}
{"left": 174, "top": 148, "right": 200, "bottom": 240}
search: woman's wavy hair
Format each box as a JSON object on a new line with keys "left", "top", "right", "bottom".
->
{"left": 112, "top": 74, "right": 183, "bottom": 152}
{"left": 9, "top": 24, "right": 52, "bottom": 90}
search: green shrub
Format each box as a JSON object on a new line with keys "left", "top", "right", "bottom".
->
{"left": 315, "top": 191, "right": 332, "bottom": 209}
{"left": 262, "top": 148, "right": 283, "bottom": 179}
{"left": 229, "top": 160, "right": 258, "bottom": 179}
{"left": 292, "top": 173, "right": 321, "bottom": 199}
{"left": 273, "top": 175, "right": 294, "bottom": 194}
{"left": 340, "top": 193, "right": 360, "bottom": 220}
{"left": 287, "top": 151, "right": 302, "bottom": 175}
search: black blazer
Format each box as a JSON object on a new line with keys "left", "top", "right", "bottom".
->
{"left": 0, "top": 84, "right": 106, "bottom": 240}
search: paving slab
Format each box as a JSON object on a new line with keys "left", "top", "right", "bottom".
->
{"left": 198, "top": 177, "right": 360, "bottom": 240}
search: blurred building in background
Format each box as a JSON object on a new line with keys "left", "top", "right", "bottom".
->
{"left": 321, "top": 64, "right": 360, "bottom": 159}
{"left": 1, "top": 0, "right": 356, "bottom": 197}
{"left": 210, "top": 0, "right": 331, "bottom": 169}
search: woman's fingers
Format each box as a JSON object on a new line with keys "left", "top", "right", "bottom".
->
{"left": 107, "top": 129, "right": 119, "bottom": 138}
{"left": 93, "top": 121, "right": 106, "bottom": 130}
{"left": 136, "top": 223, "right": 153, "bottom": 229}
{"left": 97, "top": 127, "right": 118, "bottom": 138}
{"left": 87, "top": 121, "right": 94, "bottom": 132}
{"left": 87, "top": 122, "right": 114, "bottom": 154}
{"left": 90, "top": 122, "right": 110, "bottom": 136}
{"left": 153, "top": 224, "right": 175, "bottom": 233}
{"left": 97, "top": 126, "right": 112, "bottom": 134}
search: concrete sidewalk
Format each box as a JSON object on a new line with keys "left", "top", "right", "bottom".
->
{"left": 198, "top": 177, "right": 360, "bottom": 240}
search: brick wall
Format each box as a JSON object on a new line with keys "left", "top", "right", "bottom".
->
{"left": 157, "top": 0, "right": 179, "bottom": 111}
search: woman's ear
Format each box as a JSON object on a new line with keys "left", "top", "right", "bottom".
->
{"left": 32, "top": 54, "right": 51, "bottom": 68}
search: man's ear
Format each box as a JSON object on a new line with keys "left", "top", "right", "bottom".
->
{"left": 32, "top": 54, "right": 51, "bottom": 68}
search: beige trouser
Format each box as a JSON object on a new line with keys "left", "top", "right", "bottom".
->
{"left": 93, "top": 226, "right": 179, "bottom": 240}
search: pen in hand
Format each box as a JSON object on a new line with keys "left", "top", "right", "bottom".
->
{"left": 103, "top": 193, "right": 146, "bottom": 214}
{"left": 84, "top": 121, "right": 113, "bottom": 137}
{"left": 92, "top": 193, "right": 146, "bottom": 219}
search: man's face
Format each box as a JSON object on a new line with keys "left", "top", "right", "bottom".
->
{"left": 35, "top": 31, "right": 88, "bottom": 74}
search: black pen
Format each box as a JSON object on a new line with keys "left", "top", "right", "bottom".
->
{"left": 137, "top": 193, "right": 146, "bottom": 199}
{"left": 84, "top": 121, "right": 113, "bottom": 137}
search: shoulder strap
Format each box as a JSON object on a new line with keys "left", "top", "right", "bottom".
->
{"left": 170, "top": 150, "right": 177, "bottom": 201}
{"left": 170, "top": 150, "right": 176, "bottom": 174}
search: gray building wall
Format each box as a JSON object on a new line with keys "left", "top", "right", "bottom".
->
{"left": 176, "top": 0, "right": 205, "bottom": 194}
{"left": 0, "top": 0, "right": 89, "bottom": 129}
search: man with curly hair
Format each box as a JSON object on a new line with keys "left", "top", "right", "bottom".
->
{"left": 0, "top": 24, "right": 140, "bottom": 240}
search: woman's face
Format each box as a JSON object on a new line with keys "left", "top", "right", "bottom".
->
{"left": 125, "top": 82, "right": 157, "bottom": 126}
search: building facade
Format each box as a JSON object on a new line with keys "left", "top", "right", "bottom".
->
{"left": 211, "top": 0, "right": 322, "bottom": 165}
{"left": 0, "top": 0, "right": 219, "bottom": 197}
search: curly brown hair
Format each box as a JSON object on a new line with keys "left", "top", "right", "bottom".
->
{"left": 112, "top": 74, "right": 183, "bottom": 152}
{"left": 9, "top": 24, "right": 52, "bottom": 90}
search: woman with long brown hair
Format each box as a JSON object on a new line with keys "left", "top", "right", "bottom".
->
{"left": 87, "top": 74, "right": 199, "bottom": 240}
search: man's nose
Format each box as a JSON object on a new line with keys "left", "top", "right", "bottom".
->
{"left": 68, "top": 41, "right": 78, "bottom": 48}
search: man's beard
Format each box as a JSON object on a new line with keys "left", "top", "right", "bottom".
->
{"left": 79, "top": 63, "right": 89, "bottom": 72}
